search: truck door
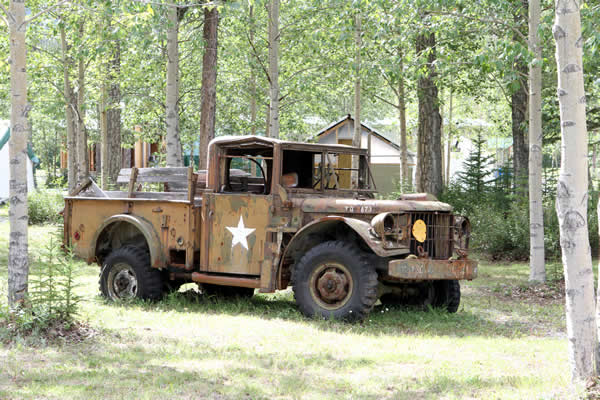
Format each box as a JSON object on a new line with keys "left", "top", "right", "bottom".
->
{"left": 202, "top": 161, "right": 272, "bottom": 276}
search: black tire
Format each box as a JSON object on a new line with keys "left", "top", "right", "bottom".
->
{"left": 202, "top": 284, "right": 255, "bottom": 299}
{"left": 433, "top": 280, "right": 461, "bottom": 313}
{"left": 100, "top": 246, "right": 163, "bottom": 301}
{"left": 292, "top": 241, "right": 378, "bottom": 321}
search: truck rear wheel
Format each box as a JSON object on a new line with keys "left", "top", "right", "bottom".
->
{"left": 100, "top": 246, "right": 163, "bottom": 301}
{"left": 433, "top": 280, "right": 460, "bottom": 313}
{"left": 292, "top": 241, "right": 378, "bottom": 321}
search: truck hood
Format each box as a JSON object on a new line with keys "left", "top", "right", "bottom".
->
{"left": 293, "top": 198, "right": 453, "bottom": 215}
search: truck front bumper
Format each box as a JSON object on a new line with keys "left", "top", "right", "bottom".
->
{"left": 388, "top": 258, "right": 478, "bottom": 281}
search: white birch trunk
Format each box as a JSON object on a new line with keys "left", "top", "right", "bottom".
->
{"left": 268, "top": 0, "right": 280, "bottom": 139}
{"left": 60, "top": 24, "right": 78, "bottom": 192}
{"left": 528, "top": 0, "right": 545, "bottom": 282}
{"left": 76, "top": 22, "right": 88, "bottom": 183}
{"left": 553, "top": 0, "right": 597, "bottom": 382}
{"left": 7, "top": 0, "right": 30, "bottom": 305}
{"left": 351, "top": 13, "right": 361, "bottom": 188}
{"left": 166, "top": 5, "right": 183, "bottom": 166}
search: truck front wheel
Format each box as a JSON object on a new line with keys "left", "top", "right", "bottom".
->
{"left": 292, "top": 241, "right": 378, "bottom": 321}
{"left": 100, "top": 246, "right": 163, "bottom": 301}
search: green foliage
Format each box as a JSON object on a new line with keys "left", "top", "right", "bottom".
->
{"left": 442, "top": 178, "right": 600, "bottom": 261}
{"left": 0, "top": 235, "right": 81, "bottom": 343}
{"left": 468, "top": 201, "right": 530, "bottom": 261}
{"left": 28, "top": 190, "right": 64, "bottom": 225}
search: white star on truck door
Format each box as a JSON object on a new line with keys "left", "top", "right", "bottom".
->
{"left": 226, "top": 216, "right": 255, "bottom": 250}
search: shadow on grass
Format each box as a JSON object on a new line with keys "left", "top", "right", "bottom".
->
{"left": 1, "top": 330, "right": 539, "bottom": 400}
{"left": 2, "top": 335, "right": 377, "bottom": 400}
{"left": 96, "top": 287, "right": 541, "bottom": 339}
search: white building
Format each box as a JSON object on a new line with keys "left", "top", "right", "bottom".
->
{"left": 0, "top": 121, "right": 38, "bottom": 202}
{"left": 315, "top": 115, "right": 416, "bottom": 195}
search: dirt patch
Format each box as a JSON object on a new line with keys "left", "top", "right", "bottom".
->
{"left": 481, "top": 280, "right": 565, "bottom": 306}
{"left": 1, "top": 319, "right": 99, "bottom": 346}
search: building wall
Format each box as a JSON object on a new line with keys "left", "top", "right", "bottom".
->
{"left": 316, "top": 119, "right": 416, "bottom": 195}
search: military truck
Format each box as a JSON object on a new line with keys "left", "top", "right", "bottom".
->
{"left": 63, "top": 136, "right": 476, "bottom": 320}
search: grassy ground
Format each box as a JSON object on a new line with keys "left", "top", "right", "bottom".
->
{"left": 0, "top": 222, "right": 576, "bottom": 399}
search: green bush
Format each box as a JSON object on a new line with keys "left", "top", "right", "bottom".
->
{"left": 440, "top": 184, "right": 599, "bottom": 261}
{"left": 28, "top": 189, "right": 64, "bottom": 225}
{"left": 468, "top": 201, "right": 530, "bottom": 260}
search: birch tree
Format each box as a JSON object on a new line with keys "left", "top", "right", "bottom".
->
{"left": 528, "top": 0, "right": 545, "bottom": 282}
{"left": 553, "top": 0, "right": 597, "bottom": 381}
{"left": 165, "top": 5, "right": 184, "bottom": 166}
{"left": 267, "top": 0, "right": 279, "bottom": 138}
{"left": 60, "top": 22, "right": 78, "bottom": 191}
{"left": 2, "top": 0, "right": 68, "bottom": 306}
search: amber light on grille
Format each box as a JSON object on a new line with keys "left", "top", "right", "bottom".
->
{"left": 408, "top": 212, "right": 453, "bottom": 259}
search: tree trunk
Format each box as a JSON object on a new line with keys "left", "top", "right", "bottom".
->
{"left": 267, "top": 0, "right": 280, "bottom": 139}
{"left": 446, "top": 90, "right": 453, "bottom": 184}
{"left": 398, "top": 55, "right": 408, "bottom": 190}
{"left": 166, "top": 5, "right": 183, "bottom": 166}
{"left": 106, "top": 41, "right": 121, "bottom": 185}
{"left": 76, "top": 21, "right": 88, "bottom": 183}
{"left": 249, "top": 4, "right": 257, "bottom": 176}
{"left": 511, "top": 78, "right": 528, "bottom": 189}
{"left": 553, "top": 1, "right": 597, "bottom": 382}
{"left": 415, "top": 30, "right": 443, "bottom": 197}
{"left": 512, "top": 1, "right": 529, "bottom": 190}
{"left": 351, "top": 13, "right": 361, "bottom": 188}
{"left": 440, "top": 90, "right": 445, "bottom": 186}
{"left": 100, "top": 80, "right": 108, "bottom": 189}
{"left": 7, "top": 0, "right": 30, "bottom": 305}
{"left": 528, "top": 0, "right": 545, "bottom": 283}
{"left": 198, "top": 6, "right": 219, "bottom": 170}
{"left": 60, "top": 24, "right": 78, "bottom": 192}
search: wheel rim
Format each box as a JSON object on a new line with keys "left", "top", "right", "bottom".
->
{"left": 107, "top": 262, "right": 138, "bottom": 300}
{"left": 309, "top": 262, "right": 354, "bottom": 310}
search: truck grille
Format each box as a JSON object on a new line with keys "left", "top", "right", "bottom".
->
{"left": 408, "top": 212, "right": 453, "bottom": 259}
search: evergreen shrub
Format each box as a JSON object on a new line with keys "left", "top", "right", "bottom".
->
{"left": 0, "top": 234, "right": 82, "bottom": 342}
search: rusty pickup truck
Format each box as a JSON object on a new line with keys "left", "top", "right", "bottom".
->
{"left": 63, "top": 136, "right": 477, "bottom": 320}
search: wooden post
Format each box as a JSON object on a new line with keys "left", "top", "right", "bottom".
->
{"left": 128, "top": 167, "right": 138, "bottom": 198}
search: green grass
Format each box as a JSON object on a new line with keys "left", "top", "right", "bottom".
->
{"left": 0, "top": 223, "right": 578, "bottom": 399}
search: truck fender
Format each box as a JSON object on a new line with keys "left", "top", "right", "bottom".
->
{"left": 89, "top": 214, "right": 165, "bottom": 269}
{"left": 280, "top": 216, "right": 407, "bottom": 266}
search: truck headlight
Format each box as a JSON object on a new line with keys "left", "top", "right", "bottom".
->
{"left": 371, "top": 212, "right": 395, "bottom": 239}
